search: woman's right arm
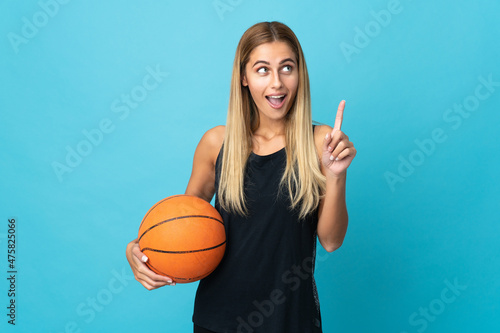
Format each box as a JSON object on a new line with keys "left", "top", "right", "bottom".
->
{"left": 125, "top": 126, "right": 225, "bottom": 290}
{"left": 185, "top": 125, "right": 225, "bottom": 201}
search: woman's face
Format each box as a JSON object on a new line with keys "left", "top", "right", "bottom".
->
{"left": 242, "top": 41, "right": 299, "bottom": 125}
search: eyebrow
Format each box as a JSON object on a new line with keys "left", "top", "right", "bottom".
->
{"left": 252, "top": 58, "right": 296, "bottom": 67}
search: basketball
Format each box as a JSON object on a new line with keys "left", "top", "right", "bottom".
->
{"left": 138, "top": 195, "right": 226, "bottom": 283}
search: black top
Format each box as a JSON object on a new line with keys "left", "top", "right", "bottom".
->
{"left": 193, "top": 143, "right": 322, "bottom": 333}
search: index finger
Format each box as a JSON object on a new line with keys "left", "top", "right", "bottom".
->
{"left": 333, "top": 100, "right": 345, "bottom": 131}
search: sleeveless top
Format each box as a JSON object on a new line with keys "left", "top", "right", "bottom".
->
{"left": 193, "top": 140, "right": 322, "bottom": 333}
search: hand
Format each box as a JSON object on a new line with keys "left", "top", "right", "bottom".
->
{"left": 125, "top": 238, "right": 175, "bottom": 290}
{"left": 322, "top": 100, "right": 357, "bottom": 177}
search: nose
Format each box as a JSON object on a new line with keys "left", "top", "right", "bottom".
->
{"left": 270, "top": 70, "right": 283, "bottom": 89}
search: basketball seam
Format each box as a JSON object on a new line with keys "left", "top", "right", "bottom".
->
{"left": 138, "top": 195, "right": 183, "bottom": 231}
{"left": 138, "top": 215, "right": 224, "bottom": 242}
{"left": 142, "top": 240, "right": 226, "bottom": 254}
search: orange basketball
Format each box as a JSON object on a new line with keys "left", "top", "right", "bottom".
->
{"left": 138, "top": 195, "right": 226, "bottom": 283}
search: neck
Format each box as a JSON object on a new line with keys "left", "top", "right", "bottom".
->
{"left": 253, "top": 118, "right": 286, "bottom": 140}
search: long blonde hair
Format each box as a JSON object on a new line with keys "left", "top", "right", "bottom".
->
{"left": 218, "top": 21, "right": 325, "bottom": 219}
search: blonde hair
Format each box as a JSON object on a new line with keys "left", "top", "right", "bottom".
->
{"left": 219, "top": 21, "right": 325, "bottom": 219}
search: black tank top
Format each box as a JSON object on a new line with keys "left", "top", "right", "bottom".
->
{"left": 193, "top": 142, "right": 322, "bottom": 333}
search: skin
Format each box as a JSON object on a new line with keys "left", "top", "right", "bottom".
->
{"left": 125, "top": 41, "right": 356, "bottom": 290}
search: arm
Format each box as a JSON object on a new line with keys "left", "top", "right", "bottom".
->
{"left": 315, "top": 101, "right": 356, "bottom": 252}
{"left": 125, "top": 126, "right": 224, "bottom": 290}
{"left": 317, "top": 168, "right": 348, "bottom": 253}
{"left": 185, "top": 125, "right": 225, "bottom": 201}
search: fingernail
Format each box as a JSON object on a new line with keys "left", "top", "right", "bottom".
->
{"left": 329, "top": 155, "right": 334, "bottom": 161}
{"left": 335, "top": 157, "right": 339, "bottom": 161}
{"left": 325, "top": 133, "right": 329, "bottom": 139}
{"left": 171, "top": 282, "right": 176, "bottom": 286}
{"left": 141, "top": 255, "right": 148, "bottom": 262}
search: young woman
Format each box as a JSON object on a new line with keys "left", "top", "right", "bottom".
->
{"left": 126, "top": 21, "right": 356, "bottom": 333}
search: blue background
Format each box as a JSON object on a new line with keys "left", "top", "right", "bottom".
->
{"left": 1, "top": 0, "right": 499, "bottom": 332}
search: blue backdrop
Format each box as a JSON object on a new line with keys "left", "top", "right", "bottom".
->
{"left": 1, "top": 0, "right": 499, "bottom": 332}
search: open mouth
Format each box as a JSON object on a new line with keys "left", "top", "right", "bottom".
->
{"left": 265, "top": 94, "right": 287, "bottom": 109}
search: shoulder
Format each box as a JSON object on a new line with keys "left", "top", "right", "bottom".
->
{"left": 196, "top": 125, "right": 225, "bottom": 164}
{"left": 313, "top": 124, "right": 333, "bottom": 153}
{"left": 200, "top": 125, "right": 225, "bottom": 148}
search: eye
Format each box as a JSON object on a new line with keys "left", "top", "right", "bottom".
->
{"left": 282, "top": 65, "right": 293, "bottom": 72}
{"left": 257, "top": 67, "right": 268, "bottom": 74}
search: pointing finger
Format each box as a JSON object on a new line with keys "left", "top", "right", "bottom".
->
{"left": 333, "top": 100, "right": 345, "bottom": 132}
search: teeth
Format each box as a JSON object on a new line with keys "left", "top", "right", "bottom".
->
{"left": 268, "top": 95, "right": 285, "bottom": 98}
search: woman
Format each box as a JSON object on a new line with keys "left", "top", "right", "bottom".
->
{"left": 126, "top": 21, "right": 356, "bottom": 332}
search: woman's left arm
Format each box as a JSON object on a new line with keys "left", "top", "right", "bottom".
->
{"left": 315, "top": 100, "right": 357, "bottom": 252}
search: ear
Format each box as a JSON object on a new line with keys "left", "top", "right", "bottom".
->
{"left": 241, "top": 74, "right": 248, "bottom": 87}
